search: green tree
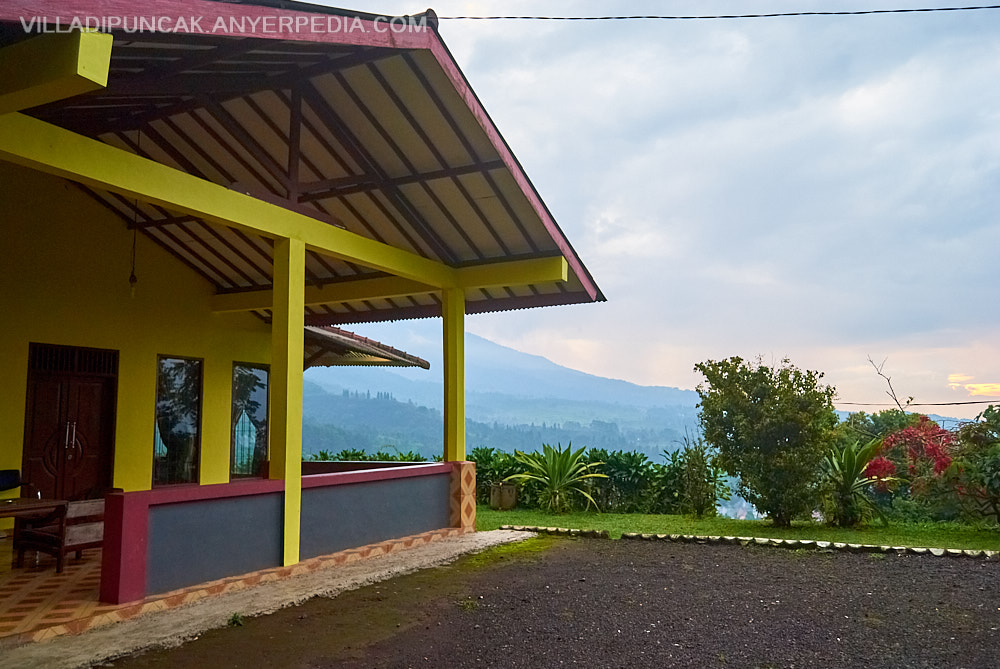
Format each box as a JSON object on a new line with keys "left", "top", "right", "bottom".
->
{"left": 947, "top": 406, "right": 1000, "bottom": 525}
{"left": 838, "top": 409, "right": 921, "bottom": 443}
{"left": 695, "top": 356, "right": 837, "bottom": 527}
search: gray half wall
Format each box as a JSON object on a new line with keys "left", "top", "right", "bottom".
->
{"left": 147, "top": 493, "right": 283, "bottom": 595}
{"left": 300, "top": 473, "right": 451, "bottom": 560}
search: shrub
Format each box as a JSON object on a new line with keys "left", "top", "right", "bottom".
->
{"left": 819, "top": 439, "right": 893, "bottom": 527}
{"left": 585, "top": 448, "right": 654, "bottom": 513}
{"left": 306, "top": 447, "right": 427, "bottom": 463}
{"left": 647, "top": 450, "right": 684, "bottom": 514}
{"left": 334, "top": 448, "right": 368, "bottom": 461}
{"left": 505, "top": 443, "right": 607, "bottom": 513}
{"left": 678, "top": 437, "right": 730, "bottom": 518}
{"left": 469, "top": 446, "right": 521, "bottom": 504}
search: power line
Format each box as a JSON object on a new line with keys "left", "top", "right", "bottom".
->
{"left": 838, "top": 400, "right": 999, "bottom": 406}
{"left": 439, "top": 5, "right": 1000, "bottom": 21}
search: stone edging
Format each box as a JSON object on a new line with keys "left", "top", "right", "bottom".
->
{"left": 499, "top": 525, "right": 997, "bottom": 558}
{"left": 500, "top": 525, "right": 609, "bottom": 539}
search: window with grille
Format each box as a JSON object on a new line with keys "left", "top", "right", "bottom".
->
{"left": 231, "top": 364, "right": 269, "bottom": 478}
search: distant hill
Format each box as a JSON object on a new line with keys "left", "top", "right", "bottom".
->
{"left": 302, "top": 325, "right": 701, "bottom": 459}
{"left": 302, "top": 381, "right": 694, "bottom": 461}
{"left": 306, "top": 329, "right": 698, "bottom": 421}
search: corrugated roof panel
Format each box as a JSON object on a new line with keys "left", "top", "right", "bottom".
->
{"left": 370, "top": 57, "right": 474, "bottom": 168}
{"left": 310, "top": 193, "right": 390, "bottom": 246}
{"left": 191, "top": 224, "right": 271, "bottom": 287}
{"left": 405, "top": 51, "right": 500, "bottom": 164}
{"left": 218, "top": 97, "right": 290, "bottom": 187}
{"left": 309, "top": 71, "right": 411, "bottom": 178}
{"left": 329, "top": 191, "right": 425, "bottom": 254}
{"left": 316, "top": 194, "right": 380, "bottom": 245}
{"left": 303, "top": 251, "right": 362, "bottom": 281}
{"left": 250, "top": 90, "right": 328, "bottom": 182}
{"left": 298, "top": 94, "right": 366, "bottom": 177}
{"left": 145, "top": 118, "right": 230, "bottom": 185}
{"left": 484, "top": 169, "right": 559, "bottom": 253}
{"left": 410, "top": 178, "right": 505, "bottom": 258}
{"left": 319, "top": 303, "right": 352, "bottom": 315}
{"left": 453, "top": 173, "right": 538, "bottom": 257}
{"left": 144, "top": 225, "right": 235, "bottom": 288}
{"left": 216, "top": 228, "right": 274, "bottom": 283}
{"left": 391, "top": 183, "right": 477, "bottom": 260}
{"left": 187, "top": 107, "right": 285, "bottom": 195}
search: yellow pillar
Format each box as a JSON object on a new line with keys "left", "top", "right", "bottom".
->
{"left": 269, "top": 237, "right": 305, "bottom": 566}
{"left": 442, "top": 288, "right": 466, "bottom": 462}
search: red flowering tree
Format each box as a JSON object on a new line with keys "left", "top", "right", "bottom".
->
{"left": 863, "top": 416, "right": 958, "bottom": 517}
{"left": 881, "top": 415, "right": 954, "bottom": 477}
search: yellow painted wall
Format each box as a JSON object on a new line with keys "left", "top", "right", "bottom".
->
{"left": 0, "top": 162, "right": 272, "bottom": 499}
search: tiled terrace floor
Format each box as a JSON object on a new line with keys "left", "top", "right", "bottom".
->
{"left": 0, "top": 527, "right": 469, "bottom": 648}
{"left": 0, "top": 538, "right": 104, "bottom": 641}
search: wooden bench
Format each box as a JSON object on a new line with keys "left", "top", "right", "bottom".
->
{"left": 15, "top": 498, "right": 105, "bottom": 573}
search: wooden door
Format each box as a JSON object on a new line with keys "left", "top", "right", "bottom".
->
{"left": 21, "top": 344, "right": 118, "bottom": 500}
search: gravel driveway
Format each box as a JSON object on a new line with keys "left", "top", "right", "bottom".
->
{"left": 104, "top": 535, "right": 1000, "bottom": 669}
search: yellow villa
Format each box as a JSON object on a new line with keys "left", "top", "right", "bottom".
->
{"left": 0, "top": 0, "right": 602, "bottom": 609}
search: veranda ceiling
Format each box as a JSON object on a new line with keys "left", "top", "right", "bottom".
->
{"left": 2, "top": 2, "right": 602, "bottom": 325}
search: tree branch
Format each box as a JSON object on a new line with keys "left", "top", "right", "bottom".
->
{"left": 867, "top": 356, "right": 914, "bottom": 412}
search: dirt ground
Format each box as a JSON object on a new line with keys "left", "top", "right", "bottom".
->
{"left": 0, "top": 530, "right": 531, "bottom": 669}
{"left": 103, "top": 536, "right": 1000, "bottom": 669}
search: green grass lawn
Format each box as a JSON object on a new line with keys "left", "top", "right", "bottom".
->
{"left": 477, "top": 506, "right": 1000, "bottom": 550}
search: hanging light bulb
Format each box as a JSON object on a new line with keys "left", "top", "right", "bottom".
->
{"left": 129, "top": 214, "right": 138, "bottom": 298}
{"left": 129, "top": 129, "right": 141, "bottom": 298}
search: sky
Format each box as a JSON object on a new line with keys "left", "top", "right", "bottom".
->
{"left": 313, "top": 0, "right": 1000, "bottom": 419}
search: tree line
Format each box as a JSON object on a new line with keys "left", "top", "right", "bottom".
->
{"left": 470, "top": 356, "right": 1000, "bottom": 529}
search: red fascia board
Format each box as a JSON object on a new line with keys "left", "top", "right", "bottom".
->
{"left": 3, "top": 1, "right": 436, "bottom": 50}
{"left": 301, "top": 462, "right": 453, "bottom": 489}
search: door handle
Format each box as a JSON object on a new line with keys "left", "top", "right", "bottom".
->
{"left": 67, "top": 422, "right": 77, "bottom": 460}
{"left": 64, "top": 421, "right": 71, "bottom": 449}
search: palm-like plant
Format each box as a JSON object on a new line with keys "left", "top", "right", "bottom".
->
{"left": 820, "top": 438, "right": 895, "bottom": 527}
{"left": 505, "top": 443, "right": 607, "bottom": 513}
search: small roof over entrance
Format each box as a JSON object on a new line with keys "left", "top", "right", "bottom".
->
{"left": 303, "top": 326, "right": 430, "bottom": 369}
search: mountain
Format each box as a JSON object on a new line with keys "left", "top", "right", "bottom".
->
{"left": 305, "top": 326, "right": 698, "bottom": 422}
{"left": 302, "top": 323, "right": 701, "bottom": 459}
{"left": 301, "top": 382, "right": 695, "bottom": 461}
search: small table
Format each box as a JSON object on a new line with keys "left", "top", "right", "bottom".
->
{"left": 0, "top": 498, "right": 68, "bottom": 521}
{"left": 3, "top": 499, "right": 68, "bottom": 569}
{"left": 2, "top": 498, "right": 67, "bottom": 540}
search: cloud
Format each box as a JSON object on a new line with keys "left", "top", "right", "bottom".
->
{"left": 945, "top": 373, "right": 1000, "bottom": 398}
{"left": 948, "top": 373, "right": 975, "bottom": 389}
{"left": 330, "top": 1, "right": 1000, "bottom": 419}
{"left": 964, "top": 384, "right": 1000, "bottom": 398}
